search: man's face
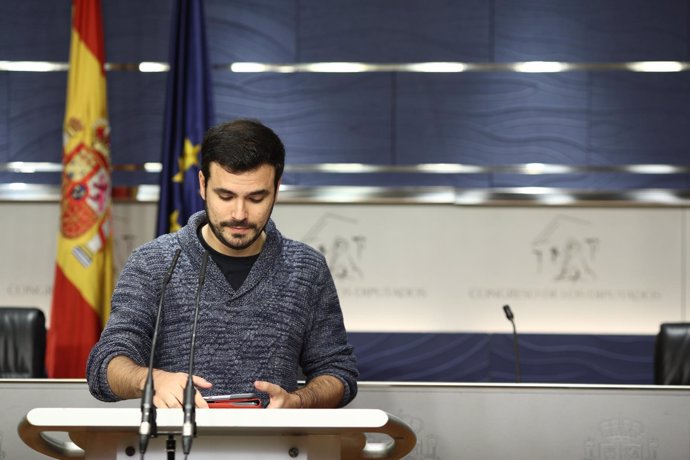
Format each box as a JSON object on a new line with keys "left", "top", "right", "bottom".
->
{"left": 199, "top": 162, "right": 278, "bottom": 256}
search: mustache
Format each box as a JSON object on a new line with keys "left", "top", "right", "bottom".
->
{"left": 220, "top": 220, "right": 256, "bottom": 229}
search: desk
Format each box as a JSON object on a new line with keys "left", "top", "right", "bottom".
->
{"left": 2, "top": 380, "right": 689, "bottom": 459}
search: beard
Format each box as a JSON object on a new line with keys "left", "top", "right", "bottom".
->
{"left": 204, "top": 201, "right": 272, "bottom": 252}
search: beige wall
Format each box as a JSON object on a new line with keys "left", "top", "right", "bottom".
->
{"left": 1, "top": 202, "right": 686, "bottom": 334}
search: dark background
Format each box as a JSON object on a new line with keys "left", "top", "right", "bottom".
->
{"left": 0, "top": 0, "right": 682, "bottom": 383}
{"left": 1, "top": 0, "right": 689, "bottom": 189}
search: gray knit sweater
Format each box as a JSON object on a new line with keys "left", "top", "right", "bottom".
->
{"left": 86, "top": 211, "right": 358, "bottom": 406}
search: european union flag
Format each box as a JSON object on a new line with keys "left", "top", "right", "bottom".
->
{"left": 157, "top": 0, "right": 214, "bottom": 235}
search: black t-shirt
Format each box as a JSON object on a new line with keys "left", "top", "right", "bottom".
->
{"left": 196, "top": 225, "right": 259, "bottom": 291}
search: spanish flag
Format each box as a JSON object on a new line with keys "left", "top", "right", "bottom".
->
{"left": 156, "top": 0, "right": 214, "bottom": 235}
{"left": 46, "top": 0, "right": 113, "bottom": 378}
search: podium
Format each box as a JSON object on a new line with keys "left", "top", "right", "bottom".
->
{"left": 18, "top": 408, "right": 416, "bottom": 460}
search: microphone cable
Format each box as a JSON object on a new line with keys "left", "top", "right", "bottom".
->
{"left": 182, "top": 251, "right": 209, "bottom": 458}
{"left": 140, "top": 248, "right": 182, "bottom": 458}
{"left": 503, "top": 304, "right": 521, "bottom": 383}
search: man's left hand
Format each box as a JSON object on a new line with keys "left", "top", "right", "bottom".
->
{"left": 253, "top": 380, "right": 301, "bottom": 408}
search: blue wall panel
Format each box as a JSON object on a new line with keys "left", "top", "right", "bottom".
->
{"left": 0, "top": 73, "right": 7, "bottom": 162}
{"left": 350, "top": 333, "right": 492, "bottom": 382}
{"left": 107, "top": 72, "right": 167, "bottom": 165}
{"left": 0, "top": 1, "right": 70, "bottom": 61}
{"left": 350, "top": 332, "right": 655, "bottom": 384}
{"left": 281, "top": 172, "right": 492, "bottom": 188}
{"left": 8, "top": 72, "right": 66, "bottom": 164}
{"left": 206, "top": 0, "right": 297, "bottom": 62}
{"left": 2, "top": 0, "right": 690, "bottom": 191}
{"left": 490, "top": 334, "right": 655, "bottom": 384}
{"left": 214, "top": 72, "right": 393, "bottom": 164}
{"left": 491, "top": 173, "right": 690, "bottom": 189}
{"left": 494, "top": 0, "right": 689, "bottom": 61}
{"left": 396, "top": 73, "right": 589, "bottom": 165}
{"left": 102, "top": 0, "right": 173, "bottom": 62}
{"left": 590, "top": 72, "right": 690, "bottom": 165}
{"left": 298, "top": 0, "right": 491, "bottom": 62}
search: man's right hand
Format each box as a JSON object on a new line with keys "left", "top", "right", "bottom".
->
{"left": 107, "top": 355, "right": 212, "bottom": 408}
{"left": 150, "top": 368, "right": 212, "bottom": 408}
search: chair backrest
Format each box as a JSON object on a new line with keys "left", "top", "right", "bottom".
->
{"left": 654, "top": 322, "right": 690, "bottom": 385}
{"left": 0, "top": 307, "right": 46, "bottom": 378}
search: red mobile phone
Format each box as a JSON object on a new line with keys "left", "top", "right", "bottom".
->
{"left": 203, "top": 392, "right": 265, "bottom": 409}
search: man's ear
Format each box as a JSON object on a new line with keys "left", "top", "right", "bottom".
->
{"left": 198, "top": 170, "right": 206, "bottom": 200}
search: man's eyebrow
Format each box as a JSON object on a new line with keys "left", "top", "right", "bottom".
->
{"left": 212, "top": 187, "right": 270, "bottom": 196}
{"left": 212, "top": 187, "right": 235, "bottom": 195}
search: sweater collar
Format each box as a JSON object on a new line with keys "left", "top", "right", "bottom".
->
{"left": 177, "top": 210, "right": 282, "bottom": 295}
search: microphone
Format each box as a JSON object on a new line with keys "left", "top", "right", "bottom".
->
{"left": 502, "top": 304, "right": 521, "bottom": 383}
{"left": 182, "top": 251, "right": 209, "bottom": 458}
{"left": 140, "top": 248, "right": 182, "bottom": 457}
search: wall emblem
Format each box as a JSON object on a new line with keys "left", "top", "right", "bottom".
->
{"left": 532, "top": 215, "right": 600, "bottom": 282}
{"left": 302, "top": 213, "right": 366, "bottom": 281}
{"left": 584, "top": 418, "right": 658, "bottom": 460}
{"left": 392, "top": 408, "right": 440, "bottom": 460}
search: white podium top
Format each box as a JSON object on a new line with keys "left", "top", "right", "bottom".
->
{"left": 19, "top": 407, "right": 416, "bottom": 460}
{"left": 25, "top": 407, "right": 389, "bottom": 431}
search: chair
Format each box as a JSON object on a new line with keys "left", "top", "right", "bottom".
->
{"left": 0, "top": 307, "right": 46, "bottom": 378}
{"left": 654, "top": 322, "right": 690, "bottom": 385}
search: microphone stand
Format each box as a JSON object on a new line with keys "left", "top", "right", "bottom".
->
{"left": 182, "top": 251, "right": 209, "bottom": 458}
{"left": 166, "top": 435, "right": 176, "bottom": 460}
{"left": 140, "top": 249, "right": 182, "bottom": 458}
{"left": 503, "top": 304, "right": 521, "bottom": 383}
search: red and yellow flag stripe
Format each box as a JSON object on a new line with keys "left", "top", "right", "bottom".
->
{"left": 46, "top": 0, "right": 113, "bottom": 378}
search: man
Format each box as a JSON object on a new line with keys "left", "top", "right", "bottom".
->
{"left": 86, "top": 119, "right": 358, "bottom": 408}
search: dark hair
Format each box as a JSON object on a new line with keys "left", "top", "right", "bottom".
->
{"left": 201, "top": 119, "right": 285, "bottom": 189}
